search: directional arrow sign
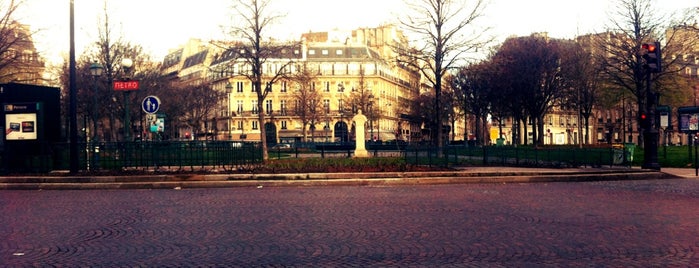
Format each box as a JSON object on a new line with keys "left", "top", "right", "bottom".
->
{"left": 142, "top": 95, "right": 160, "bottom": 114}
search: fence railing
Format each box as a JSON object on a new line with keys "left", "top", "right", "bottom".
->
{"left": 404, "top": 145, "right": 633, "bottom": 168}
{"left": 1, "top": 141, "right": 631, "bottom": 174}
{"left": 2, "top": 141, "right": 263, "bottom": 173}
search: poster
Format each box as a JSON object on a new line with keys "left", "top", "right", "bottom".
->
{"left": 5, "top": 113, "right": 37, "bottom": 140}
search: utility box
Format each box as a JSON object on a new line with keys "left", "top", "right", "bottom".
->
{"left": 1, "top": 83, "right": 61, "bottom": 172}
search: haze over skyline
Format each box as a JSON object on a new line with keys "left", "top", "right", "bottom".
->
{"left": 15, "top": 0, "right": 697, "bottom": 64}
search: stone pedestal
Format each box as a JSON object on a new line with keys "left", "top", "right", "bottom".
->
{"left": 353, "top": 110, "right": 369, "bottom": 158}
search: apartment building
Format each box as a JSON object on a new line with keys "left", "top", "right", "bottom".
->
{"left": 165, "top": 25, "right": 426, "bottom": 144}
{"left": 0, "top": 22, "right": 45, "bottom": 85}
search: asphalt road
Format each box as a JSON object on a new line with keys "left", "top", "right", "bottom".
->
{"left": 2, "top": 178, "right": 698, "bottom": 267}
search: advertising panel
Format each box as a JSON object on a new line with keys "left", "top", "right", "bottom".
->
{"left": 4, "top": 104, "right": 38, "bottom": 140}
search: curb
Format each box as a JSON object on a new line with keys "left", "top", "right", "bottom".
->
{"left": 0, "top": 168, "right": 677, "bottom": 190}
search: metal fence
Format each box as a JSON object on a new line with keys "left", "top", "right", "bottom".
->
{"left": 404, "top": 145, "right": 633, "bottom": 168}
{"left": 2, "top": 141, "right": 263, "bottom": 173}
{"left": 1, "top": 140, "right": 632, "bottom": 174}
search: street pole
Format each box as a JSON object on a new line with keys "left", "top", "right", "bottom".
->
{"left": 90, "top": 62, "right": 103, "bottom": 170}
{"left": 68, "top": 0, "right": 79, "bottom": 173}
{"left": 642, "top": 71, "right": 660, "bottom": 170}
{"left": 124, "top": 91, "right": 130, "bottom": 141}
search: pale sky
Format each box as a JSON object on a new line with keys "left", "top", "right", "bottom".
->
{"left": 15, "top": 0, "right": 697, "bottom": 65}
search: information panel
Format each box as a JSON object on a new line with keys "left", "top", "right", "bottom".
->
{"left": 4, "top": 103, "right": 38, "bottom": 140}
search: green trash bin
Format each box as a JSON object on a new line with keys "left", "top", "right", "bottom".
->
{"left": 624, "top": 143, "right": 635, "bottom": 164}
{"left": 496, "top": 138, "right": 505, "bottom": 146}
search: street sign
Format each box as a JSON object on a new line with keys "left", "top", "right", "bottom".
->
{"left": 678, "top": 106, "right": 699, "bottom": 133}
{"left": 113, "top": 80, "right": 139, "bottom": 91}
{"left": 142, "top": 96, "right": 160, "bottom": 114}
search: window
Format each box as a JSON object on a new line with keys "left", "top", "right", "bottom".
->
{"left": 236, "top": 100, "right": 244, "bottom": 114}
{"left": 280, "top": 100, "right": 287, "bottom": 115}
{"left": 336, "top": 49, "right": 343, "bottom": 55}
{"left": 265, "top": 100, "right": 272, "bottom": 114}
{"left": 308, "top": 49, "right": 316, "bottom": 55}
{"left": 322, "top": 49, "right": 328, "bottom": 55}
{"left": 236, "top": 81, "right": 243, "bottom": 93}
{"left": 281, "top": 81, "right": 287, "bottom": 92}
{"left": 310, "top": 82, "right": 316, "bottom": 91}
{"left": 323, "top": 99, "right": 330, "bottom": 114}
{"left": 252, "top": 100, "right": 259, "bottom": 114}
{"left": 338, "top": 83, "right": 345, "bottom": 92}
{"left": 281, "top": 120, "right": 288, "bottom": 130}
{"left": 324, "top": 81, "right": 330, "bottom": 92}
{"left": 338, "top": 99, "right": 344, "bottom": 112}
{"left": 252, "top": 121, "right": 259, "bottom": 130}
{"left": 237, "top": 120, "right": 243, "bottom": 130}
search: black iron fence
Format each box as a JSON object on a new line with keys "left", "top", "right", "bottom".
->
{"left": 2, "top": 141, "right": 263, "bottom": 173}
{"left": 1, "top": 140, "right": 631, "bottom": 174}
{"left": 404, "top": 144, "right": 633, "bottom": 168}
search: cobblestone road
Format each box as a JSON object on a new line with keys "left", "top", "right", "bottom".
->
{"left": 1, "top": 178, "right": 698, "bottom": 267}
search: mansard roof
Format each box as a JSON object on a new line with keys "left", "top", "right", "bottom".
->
{"left": 182, "top": 50, "right": 208, "bottom": 69}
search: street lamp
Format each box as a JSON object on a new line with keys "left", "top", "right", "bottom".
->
{"left": 225, "top": 82, "right": 233, "bottom": 140}
{"left": 89, "top": 61, "right": 103, "bottom": 170}
{"left": 89, "top": 61, "right": 104, "bottom": 140}
{"left": 121, "top": 58, "right": 133, "bottom": 142}
{"left": 368, "top": 95, "right": 374, "bottom": 142}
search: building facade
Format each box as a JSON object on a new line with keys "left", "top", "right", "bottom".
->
{"left": 0, "top": 22, "right": 45, "bottom": 85}
{"left": 165, "top": 26, "right": 428, "bottom": 144}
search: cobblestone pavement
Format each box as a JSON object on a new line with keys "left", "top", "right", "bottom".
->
{"left": 1, "top": 178, "right": 698, "bottom": 267}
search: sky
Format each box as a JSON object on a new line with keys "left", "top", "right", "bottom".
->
{"left": 14, "top": 0, "right": 697, "bottom": 65}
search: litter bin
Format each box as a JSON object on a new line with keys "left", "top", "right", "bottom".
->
{"left": 496, "top": 138, "right": 505, "bottom": 146}
{"left": 624, "top": 143, "right": 635, "bottom": 164}
{"left": 612, "top": 144, "right": 624, "bottom": 165}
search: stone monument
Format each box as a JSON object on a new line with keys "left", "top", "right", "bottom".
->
{"left": 353, "top": 109, "right": 369, "bottom": 158}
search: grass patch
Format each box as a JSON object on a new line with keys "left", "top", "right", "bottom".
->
{"left": 261, "top": 157, "right": 442, "bottom": 173}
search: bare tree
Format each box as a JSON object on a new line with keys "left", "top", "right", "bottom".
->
{"left": 395, "top": 0, "right": 488, "bottom": 152}
{"left": 176, "top": 83, "right": 225, "bottom": 140}
{"left": 290, "top": 63, "right": 322, "bottom": 142}
{"left": 221, "top": 0, "right": 300, "bottom": 161}
{"left": 451, "top": 61, "right": 493, "bottom": 145}
{"left": 489, "top": 35, "right": 568, "bottom": 146}
{"left": 80, "top": 2, "right": 150, "bottom": 142}
{"left": 347, "top": 65, "right": 376, "bottom": 139}
{"left": 561, "top": 39, "right": 601, "bottom": 146}
{"left": 598, "top": 0, "right": 697, "bottom": 144}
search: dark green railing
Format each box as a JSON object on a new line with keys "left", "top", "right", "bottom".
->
{"left": 2, "top": 141, "right": 263, "bottom": 173}
{"left": 404, "top": 145, "right": 633, "bottom": 168}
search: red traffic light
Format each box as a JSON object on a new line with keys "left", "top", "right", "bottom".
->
{"left": 640, "top": 114, "right": 647, "bottom": 119}
{"left": 642, "top": 43, "right": 656, "bottom": 53}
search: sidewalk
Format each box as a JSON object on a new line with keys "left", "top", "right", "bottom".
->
{"left": 659, "top": 167, "right": 699, "bottom": 178}
{"left": 0, "top": 166, "right": 686, "bottom": 190}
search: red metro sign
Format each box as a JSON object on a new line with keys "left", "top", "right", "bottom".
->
{"left": 113, "top": 80, "right": 140, "bottom": 91}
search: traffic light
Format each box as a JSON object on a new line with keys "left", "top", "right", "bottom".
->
{"left": 641, "top": 42, "right": 662, "bottom": 73}
{"left": 640, "top": 113, "right": 650, "bottom": 129}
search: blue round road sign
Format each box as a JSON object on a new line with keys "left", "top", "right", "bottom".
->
{"left": 142, "top": 96, "right": 160, "bottom": 114}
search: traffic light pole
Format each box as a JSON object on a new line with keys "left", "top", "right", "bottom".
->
{"left": 642, "top": 71, "right": 660, "bottom": 170}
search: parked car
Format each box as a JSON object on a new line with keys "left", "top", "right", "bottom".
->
{"left": 271, "top": 143, "right": 292, "bottom": 150}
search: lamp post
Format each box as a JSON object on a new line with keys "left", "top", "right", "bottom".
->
{"left": 68, "top": 0, "right": 78, "bottom": 173}
{"left": 226, "top": 82, "right": 233, "bottom": 140}
{"left": 368, "top": 95, "right": 374, "bottom": 143}
{"left": 121, "top": 58, "right": 133, "bottom": 142}
{"left": 89, "top": 61, "right": 103, "bottom": 170}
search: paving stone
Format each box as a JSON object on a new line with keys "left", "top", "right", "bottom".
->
{"left": 0, "top": 179, "right": 698, "bottom": 266}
